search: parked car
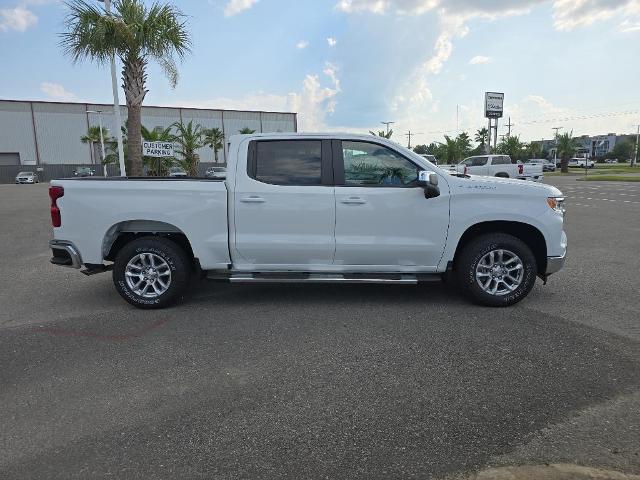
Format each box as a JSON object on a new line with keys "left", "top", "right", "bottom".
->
{"left": 73, "top": 167, "right": 95, "bottom": 177}
{"left": 570, "top": 158, "right": 595, "bottom": 168}
{"left": 455, "top": 155, "right": 544, "bottom": 182}
{"left": 205, "top": 166, "right": 227, "bottom": 179}
{"left": 169, "top": 166, "right": 187, "bottom": 177}
{"left": 605, "top": 159, "right": 618, "bottom": 164}
{"left": 48, "top": 133, "right": 566, "bottom": 309}
{"left": 15, "top": 171, "right": 39, "bottom": 184}
{"left": 527, "top": 158, "right": 555, "bottom": 172}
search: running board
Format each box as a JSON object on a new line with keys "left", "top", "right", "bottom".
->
{"left": 209, "top": 273, "right": 442, "bottom": 284}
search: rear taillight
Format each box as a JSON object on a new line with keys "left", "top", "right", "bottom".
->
{"left": 518, "top": 164, "right": 524, "bottom": 175}
{"left": 49, "top": 186, "right": 64, "bottom": 227}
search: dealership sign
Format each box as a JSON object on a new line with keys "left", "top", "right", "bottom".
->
{"left": 485, "top": 92, "right": 504, "bottom": 118}
{"left": 142, "top": 141, "right": 174, "bottom": 157}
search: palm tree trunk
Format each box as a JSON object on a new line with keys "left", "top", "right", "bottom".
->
{"left": 214, "top": 148, "right": 218, "bottom": 163}
{"left": 122, "top": 56, "right": 148, "bottom": 176}
{"left": 561, "top": 154, "right": 569, "bottom": 173}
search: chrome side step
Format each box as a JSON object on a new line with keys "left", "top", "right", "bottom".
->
{"left": 209, "top": 272, "right": 442, "bottom": 284}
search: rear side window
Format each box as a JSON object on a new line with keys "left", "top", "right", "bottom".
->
{"left": 462, "top": 156, "right": 488, "bottom": 166}
{"left": 253, "top": 140, "right": 322, "bottom": 185}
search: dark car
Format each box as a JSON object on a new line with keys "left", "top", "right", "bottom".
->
{"left": 73, "top": 167, "right": 95, "bottom": 177}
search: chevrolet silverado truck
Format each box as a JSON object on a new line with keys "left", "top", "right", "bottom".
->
{"left": 453, "top": 155, "right": 544, "bottom": 182}
{"left": 49, "top": 133, "right": 567, "bottom": 309}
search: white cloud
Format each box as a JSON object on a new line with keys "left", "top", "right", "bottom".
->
{"left": 619, "top": 18, "right": 640, "bottom": 31}
{"left": 223, "top": 0, "right": 258, "bottom": 17}
{"left": 40, "top": 82, "right": 77, "bottom": 102}
{"left": 469, "top": 55, "right": 492, "bottom": 64}
{"left": 168, "top": 62, "right": 341, "bottom": 131}
{"left": 552, "top": 0, "right": 640, "bottom": 31}
{"left": 296, "top": 40, "right": 309, "bottom": 49}
{"left": 327, "top": 37, "right": 337, "bottom": 46}
{"left": 0, "top": 6, "right": 37, "bottom": 32}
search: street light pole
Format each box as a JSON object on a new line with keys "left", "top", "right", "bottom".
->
{"left": 552, "top": 126, "right": 563, "bottom": 167}
{"left": 633, "top": 124, "right": 639, "bottom": 167}
{"left": 87, "top": 110, "right": 108, "bottom": 177}
{"left": 100, "top": 0, "right": 126, "bottom": 176}
{"left": 381, "top": 121, "right": 395, "bottom": 136}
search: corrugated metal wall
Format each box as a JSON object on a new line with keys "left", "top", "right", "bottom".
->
{"left": 0, "top": 100, "right": 297, "bottom": 168}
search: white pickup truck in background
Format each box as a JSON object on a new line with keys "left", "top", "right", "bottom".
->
{"left": 49, "top": 133, "right": 566, "bottom": 309}
{"left": 451, "top": 155, "right": 544, "bottom": 181}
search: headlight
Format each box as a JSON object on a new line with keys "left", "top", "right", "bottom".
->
{"left": 547, "top": 197, "right": 565, "bottom": 214}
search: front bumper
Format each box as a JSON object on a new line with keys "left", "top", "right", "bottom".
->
{"left": 50, "top": 240, "right": 82, "bottom": 269}
{"left": 546, "top": 251, "right": 566, "bottom": 275}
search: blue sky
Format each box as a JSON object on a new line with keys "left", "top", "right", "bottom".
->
{"left": 1, "top": 0, "right": 639, "bottom": 143}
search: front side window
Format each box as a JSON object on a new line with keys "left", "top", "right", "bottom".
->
{"left": 254, "top": 140, "right": 322, "bottom": 185}
{"left": 342, "top": 141, "right": 419, "bottom": 186}
{"left": 462, "top": 156, "right": 488, "bottom": 167}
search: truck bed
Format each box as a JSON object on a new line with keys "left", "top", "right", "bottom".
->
{"left": 50, "top": 177, "right": 231, "bottom": 269}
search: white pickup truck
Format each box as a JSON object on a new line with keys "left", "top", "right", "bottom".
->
{"left": 49, "top": 133, "right": 567, "bottom": 309}
{"left": 453, "top": 155, "right": 544, "bottom": 182}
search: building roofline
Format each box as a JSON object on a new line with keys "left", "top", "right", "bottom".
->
{"left": 0, "top": 98, "right": 297, "bottom": 116}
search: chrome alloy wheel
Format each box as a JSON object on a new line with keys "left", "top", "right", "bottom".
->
{"left": 475, "top": 249, "right": 524, "bottom": 296}
{"left": 125, "top": 253, "right": 172, "bottom": 298}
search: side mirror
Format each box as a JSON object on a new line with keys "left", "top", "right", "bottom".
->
{"left": 418, "top": 170, "right": 440, "bottom": 198}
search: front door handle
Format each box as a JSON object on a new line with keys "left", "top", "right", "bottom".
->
{"left": 240, "top": 196, "right": 265, "bottom": 203}
{"left": 340, "top": 196, "right": 366, "bottom": 205}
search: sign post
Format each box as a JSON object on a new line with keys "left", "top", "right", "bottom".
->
{"left": 485, "top": 92, "right": 504, "bottom": 153}
{"left": 142, "top": 141, "right": 174, "bottom": 176}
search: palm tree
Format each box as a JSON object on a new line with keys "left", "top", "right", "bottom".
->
{"left": 556, "top": 131, "right": 578, "bottom": 173}
{"left": 442, "top": 135, "right": 461, "bottom": 163}
{"left": 141, "top": 125, "right": 174, "bottom": 176}
{"left": 172, "top": 120, "right": 204, "bottom": 176}
{"left": 81, "top": 125, "right": 111, "bottom": 164}
{"left": 496, "top": 135, "right": 526, "bottom": 162}
{"left": 61, "top": 0, "right": 191, "bottom": 176}
{"left": 204, "top": 127, "right": 225, "bottom": 163}
{"left": 369, "top": 129, "right": 393, "bottom": 139}
{"left": 456, "top": 132, "right": 472, "bottom": 157}
{"left": 239, "top": 127, "right": 256, "bottom": 134}
{"left": 475, "top": 127, "right": 489, "bottom": 152}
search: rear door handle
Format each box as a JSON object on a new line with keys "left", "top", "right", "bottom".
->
{"left": 340, "top": 196, "right": 366, "bottom": 205}
{"left": 240, "top": 196, "right": 265, "bottom": 203}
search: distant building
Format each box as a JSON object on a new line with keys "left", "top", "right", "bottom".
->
{"left": 538, "top": 133, "right": 626, "bottom": 159}
{"left": 0, "top": 99, "right": 297, "bottom": 166}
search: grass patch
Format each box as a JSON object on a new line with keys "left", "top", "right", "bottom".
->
{"left": 577, "top": 175, "right": 640, "bottom": 182}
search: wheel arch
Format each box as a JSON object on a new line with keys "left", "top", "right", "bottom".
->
{"left": 452, "top": 220, "right": 547, "bottom": 275}
{"left": 102, "top": 220, "right": 196, "bottom": 265}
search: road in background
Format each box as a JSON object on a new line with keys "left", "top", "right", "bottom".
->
{"left": 0, "top": 180, "right": 638, "bottom": 479}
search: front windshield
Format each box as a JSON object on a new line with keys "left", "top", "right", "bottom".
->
{"left": 18, "top": 172, "right": 32, "bottom": 176}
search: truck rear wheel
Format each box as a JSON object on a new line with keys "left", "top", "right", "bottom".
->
{"left": 113, "top": 237, "right": 190, "bottom": 309}
{"left": 455, "top": 233, "right": 537, "bottom": 307}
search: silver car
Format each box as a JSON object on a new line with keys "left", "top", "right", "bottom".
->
{"left": 205, "top": 166, "right": 227, "bottom": 179}
{"left": 15, "top": 171, "right": 39, "bottom": 184}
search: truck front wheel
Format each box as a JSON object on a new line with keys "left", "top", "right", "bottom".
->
{"left": 113, "top": 237, "right": 190, "bottom": 309}
{"left": 455, "top": 233, "right": 537, "bottom": 307}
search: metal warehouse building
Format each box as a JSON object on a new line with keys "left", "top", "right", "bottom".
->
{"left": 0, "top": 99, "right": 297, "bottom": 170}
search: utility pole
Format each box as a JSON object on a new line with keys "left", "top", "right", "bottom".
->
{"left": 405, "top": 131, "right": 423, "bottom": 149}
{"left": 505, "top": 117, "right": 514, "bottom": 137}
{"left": 633, "top": 124, "right": 639, "bottom": 167}
{"left": 552, "top": 126, "right": 563, "bottom": 166}
{"left": 381, "top": 121, "right": 395, "bottom": 136}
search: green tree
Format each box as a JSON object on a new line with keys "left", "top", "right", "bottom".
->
{"left": 80, "top": 125, "right": 111, "bottom": 164}
{"left": 442, "top": 135, "right": 461, "bottom": 163}
{"left": 61, "top": 0, "right": 191, "bottom": 176}
{"left": 204, "top": 127, "right": 225, "bottom": 163}
{"left": 496, "top": 135, "right": 527, "bottom": 162}
{"left": 172, "top": 120, "right": 204, "bottom": 176}
{"left": 555, "top": 132, "right": 579, "bottom": 173}
{"left": 609, "top": 139, "right": 635, "bottom": 163}
{"left": 413, "top": 144, "right": 428, "bottom": 155}
{"left": 239, "top": 127, "right": 256, "bottom": 134}
{"left": 456, "top": 132, "right": 472, "bottom": 158}
{"left": 474, "top": 127, "right": 489, "bottom": 152}
{"left": 141, "top": 125, "right": 174, "bottom": 176}
{"left": 369, "top": 129, "right": 393, "bottom": 139}
{"left": 528, "top": 141, "right": 542, "bottom": 159}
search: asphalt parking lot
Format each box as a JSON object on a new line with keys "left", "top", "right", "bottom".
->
{"left": 0, "top": 178, "right": 639, "bottom": 479}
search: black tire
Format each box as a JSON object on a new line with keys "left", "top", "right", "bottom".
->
{"left": 455, "top": 233, "right": 537, "bottom": 307}
{"left": 495, "top": 172, "right": 509, "bottom": 178}
{"left": 113, "top": 236, "right": 191, "bottom": 309}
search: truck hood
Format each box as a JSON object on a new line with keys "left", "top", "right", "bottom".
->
{"left": 449, "top": 174, "right": 563, "bottom": 197}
